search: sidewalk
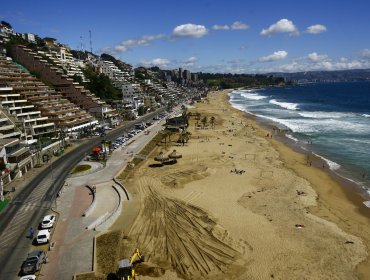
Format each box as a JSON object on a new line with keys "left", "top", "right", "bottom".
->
{"left": 39, "top": 121, "right": 165, "bottom": 280}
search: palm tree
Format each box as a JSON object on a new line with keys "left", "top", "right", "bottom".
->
{"left": 195, "top": 112, "right": 201, "bottom": 128}
{"left": 201, "top": 116, "right": 208, "bottom": 129}
{"left": 210, "top": 116, "right": 215, "bottom": 129}
{"left": 161, "top": 129, "right": 172, "bottom": 146}
{"left": 179, "top": 130, "right": 191, "bottom": 145}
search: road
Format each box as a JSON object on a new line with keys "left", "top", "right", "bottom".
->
{"left": 0, "top": 109, "right": 165, "bottom": 279}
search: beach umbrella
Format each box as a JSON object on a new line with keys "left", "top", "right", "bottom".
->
{"left": 92, "top": 146, "right": 101, "bottom": 153}
{"left": 154, "top": 152, "right": 169, "bottom": 164}
{"left": 168, "top": 150, "right": 182, "bottom": 161}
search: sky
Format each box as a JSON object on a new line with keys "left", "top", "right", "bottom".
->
{"left": 2, "top": 0, "right": 370, "bottom": 73}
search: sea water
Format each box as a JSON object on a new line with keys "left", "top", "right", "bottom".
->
{"left": 229, "top": 82, "right": 370, "bottom": 201}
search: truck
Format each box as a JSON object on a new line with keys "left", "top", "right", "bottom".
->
{"left": 20, "top": 250, "right": 46, "bottom": 275}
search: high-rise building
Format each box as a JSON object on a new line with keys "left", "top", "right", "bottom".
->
{"left": 183, "top": 69, "right": 191, "bottom": 80}
{"left": 178, "top": 67, "right": 183, "bottom": 78}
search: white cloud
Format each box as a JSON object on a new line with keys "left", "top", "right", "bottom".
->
{"left": 259, "top": 50, "right": 288, "bottom": 62}
{"left": 308, "top": 52, "right": 328, "bottom": 62}
{"left": 306, "top": 24, "right": 327, "bottom": 34}
{"left": 231, "top": 21, "right": 249, "bottom": 30}
{"left": 172, "top": 23, "right": 208, "bottom": 38}
{"left": 140, "top": 58, "right": 171, "bottom": 67}
{"left": 212, "top": 24, "right": 230, "bottom": 30}
{"left": 102, "top": 34, "right": 164, "bottom": 54}
{"left": 184, "top": 56, "right": 198, "bottom": 66}
{"left": 272, "top": 56, "right": 370, "bottom": 73}
{"left": 261, "top": 19, "right": 298, "bottom": 36}
{"left": 360, "top": 48, "right": 370, "bottom": 59}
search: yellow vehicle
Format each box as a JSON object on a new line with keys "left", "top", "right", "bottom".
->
{"left": 117, "top": 249, "right": 144, "bottom": 280}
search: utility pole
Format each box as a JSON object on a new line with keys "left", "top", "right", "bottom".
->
{"left": 89, "top": 30, "right": 93, "bottom": 54}
{"left": 80, "top": 35, "right": 84, "bottom": 52}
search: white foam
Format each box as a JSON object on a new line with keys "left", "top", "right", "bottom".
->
{"left": 362, "top": 114, "right": 370, "bottom": 118}
{"left": 240, "top": 92, "right": 267, "bottom": 100}
{"left": 312, "top": 152, "right": 341, "bottom": 170}
{"left": 298, "top": 111, "right": 351, "bottom": 119}
{"left": 363, "top": 201, "right": 370, "bottom": 208}
{"left": 269, "top": 99, "right": 299, "bottom": 110}
{"left": 286, "top": 134, "right": 299, "bottom": 142}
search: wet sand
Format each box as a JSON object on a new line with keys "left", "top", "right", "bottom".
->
{"left": 123, "top": 89, "right": 370, "bottom": 280}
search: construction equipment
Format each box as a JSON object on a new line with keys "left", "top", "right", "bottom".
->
{"left": 117, "top": 248, "right": 144, "bottom": 280}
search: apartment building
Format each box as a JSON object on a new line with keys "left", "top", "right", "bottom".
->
{"left": 0, "top": 112, "right": 33, "bottom": 188}
{"left": 0, "top": 55, "right": 97, "bottom": 132}
{"left": 10, "top": 45, "right": 118, "bottom": 127}
{"left": 97, "top": 60, "right": 133, "bottom": 86}
{"left": 0, "top": 86, "right": 55, "bottom": 142}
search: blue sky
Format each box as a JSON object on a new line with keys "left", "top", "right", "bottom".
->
{"left": 2, "top": 0, "right": 370, "bottom": 73}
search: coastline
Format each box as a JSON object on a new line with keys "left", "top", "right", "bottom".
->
{"left": 225, "top": 89, "right": 370, "bottom": 278}
{"left": 123, "top": 89, "right": 370, "bottom": 279}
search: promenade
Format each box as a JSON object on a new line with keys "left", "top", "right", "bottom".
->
{"left": 34, "top": 119, "right": 166, "bottom": 280}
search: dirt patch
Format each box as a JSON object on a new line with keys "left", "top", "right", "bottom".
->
{"left": 127, "top": 178, "right": 247, "bottom": 279}
{"left": 159, "top": 164, "right": 209, "bottom": 188}
{"left": 96, "top": 230, "right": 123, "bottom": 275}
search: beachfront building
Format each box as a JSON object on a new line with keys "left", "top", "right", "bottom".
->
{"left": 0, "top": 113, "right": 33, "bottom": 186}
{"left": 0, "top": 86, "right": 56, "bottom": 143}
{"left": 0, "top": 54, "right": 97, "bottom": 133}
{"left": 10, "top": 45, "right": 119, "bottom": 127}
{"left": 97, "top": 60, "right": 133, "bottom": 88}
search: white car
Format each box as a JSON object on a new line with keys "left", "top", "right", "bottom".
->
{"left": 20, "top": 275, "right": 36, "bottom": 280}
{"left": 36, "top": 229, "right": 50, "bottom": 244}
{"left": 40, "top": 214, "right": 56, "bottom": 229}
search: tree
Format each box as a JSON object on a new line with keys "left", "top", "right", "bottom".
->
{"left": 210, "top": 116, "right": 216, "bottom": 129}
{"left": 195, "top": 113, "right": 201, "bottom": 128}
{"left": 201, "top": 116, "right": 208, "bottom": 128}
{"left": 137, "top": 105, "right": 147, "bottom": 116}
{"left": 179, "top": 130, "right": 191, "bottom": 145}
{"left": 1, "top": 21, "right": 12, "bottom": 29}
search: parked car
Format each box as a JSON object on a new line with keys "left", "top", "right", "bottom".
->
{"left": 36, "top": 229, "right": 50, "bottom": 244}
{"left": 40, "top": 214, "right": 56, "bottom": 229}
{"left": 20, "top": 275, "right": 36, "bottom": 280}
{"left": 20, "top": 251, "right": 45, "bottom": 275}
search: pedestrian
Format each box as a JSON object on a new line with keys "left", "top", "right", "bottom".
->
{"left": 29, "top": 227, "right": 34, "bottom": 239}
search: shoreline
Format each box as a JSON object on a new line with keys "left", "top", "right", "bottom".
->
{"left": 223, "top": 89, "right": 370, "bottom": 278}
{"left": 229, "top": 86, "right": 370, "bottom": 203}
{"left": 122, "top": 88, "right": 370, "bottom": 279}
{"left": 227, "top": 89, "right": 370, "bottom": 208}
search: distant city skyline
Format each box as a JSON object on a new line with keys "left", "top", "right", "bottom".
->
{"left": 2, "top": 0, "right": 370, "bottom": 73}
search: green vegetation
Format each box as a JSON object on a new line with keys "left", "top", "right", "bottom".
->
{"left": 101, "top": 53, "right": 132, "bottom": 72}
{"left": 71, "top": 164, "right": 92, "bottom": 174}
{"left": 0, "top": 199, "right": 10, "bottom": 213}
{"left": 82, "top": 66, "right": 121, "bottom": 100}
{"left": 199, "top": 73, "right": 287, "bottom": 89}
{"left": 1, "top": 21, "right": 12, "bottom": 29}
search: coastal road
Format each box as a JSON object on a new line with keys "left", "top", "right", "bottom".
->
{"left": 0, "top": 109, "right": 165, "bottom": 279}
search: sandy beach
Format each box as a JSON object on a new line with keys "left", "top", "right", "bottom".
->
{"left": 120, "top": 89, "right": 370, "bottom": 280}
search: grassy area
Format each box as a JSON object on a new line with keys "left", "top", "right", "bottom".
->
{"left": 71, "top": 164, "right": 92, "bottom": 174}
{"left": 74, "top": 230, "right": 123, "bottom": 280}
{"left": 96, "top": 230, "right": 122, "bottom": 275}
{"left": 0, "top": 199, "right": 10, "bottom": 212}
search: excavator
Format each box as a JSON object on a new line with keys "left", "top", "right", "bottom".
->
{"left": 116, "top": 248, "right": 144, "bottom": 280}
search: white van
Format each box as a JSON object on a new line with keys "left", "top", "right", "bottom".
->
{"left": 36, "top": 229, "right": 50, "bottom": 244}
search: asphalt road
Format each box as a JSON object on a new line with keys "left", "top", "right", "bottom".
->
{"left": 0, "top": 109, "right": 165, "bottom": 279}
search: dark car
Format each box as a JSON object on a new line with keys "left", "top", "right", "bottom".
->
{"left": 20, "top": 250, "right": 45, "bottom": 275}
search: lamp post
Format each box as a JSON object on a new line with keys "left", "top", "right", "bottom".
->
{"left": 0, "top": 178, "right": 4, "bottom": 202}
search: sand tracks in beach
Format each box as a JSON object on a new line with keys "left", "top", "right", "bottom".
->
{"left": 128, "top": 177, "right": 246, "bottom": 279}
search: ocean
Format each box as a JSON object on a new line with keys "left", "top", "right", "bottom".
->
{"left": 229, "top": 82, "right": 370, "bottom": 203}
